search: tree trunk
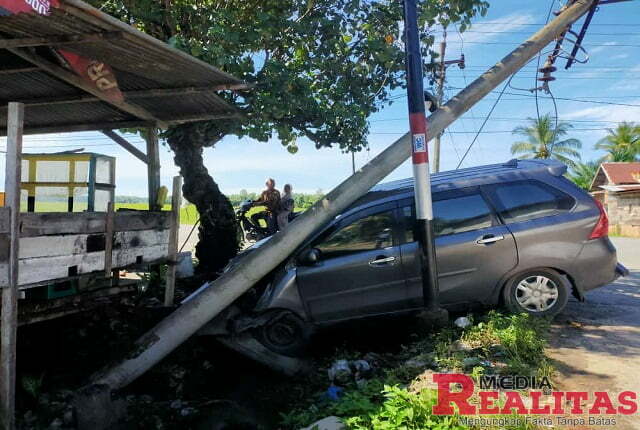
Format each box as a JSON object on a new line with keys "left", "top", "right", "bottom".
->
{"left": 166, "top": 135, "right": 238, "bottom": 275}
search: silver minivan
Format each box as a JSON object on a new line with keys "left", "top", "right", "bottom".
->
{"left": 222, "top": 159, "right": 628, "bottom": 355}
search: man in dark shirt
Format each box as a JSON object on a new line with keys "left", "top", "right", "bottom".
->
{"left": 251, "top": 178, "right": 281, "bottom": 234}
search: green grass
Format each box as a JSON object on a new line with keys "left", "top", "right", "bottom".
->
{"left": 279, "top": 311, "right": 553, "bottom": 430}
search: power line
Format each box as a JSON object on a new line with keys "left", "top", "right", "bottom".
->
{"left": 370, "top": 117, "right": 633, "bottom": 124}
{"left": 369, "top": 127, "right": 613, "bottom": 135}
{"left": 461, "top": 30, "right": 640, "bottom": 36}
{"left": 391, "top": 88, "right": 640, "bottom": 108}
{"left": 466, "top": 22, "right": 640, "bottom": 27}
{"left": 456, "top": 77, "right": 513, "bottom": 169}
{"left": 444, "top": 41, "right": 640, "bottom": 48}
{"left": 447, "top": 87, "right": 640, "bottom": 107}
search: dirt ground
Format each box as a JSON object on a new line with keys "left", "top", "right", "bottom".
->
{"left": 547, "top": 237, "right": 640, "bottom": 429}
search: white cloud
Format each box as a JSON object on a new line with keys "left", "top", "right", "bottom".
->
{"left": 610, "top": 53, "right": 629, "bottom": 61}
{"left": 588, "top": 41, "right": 618, "bottom": 55}
{"left": 433, "top": 12, "right": 536, "bottom": 47}
{"left": 563, "top": 101, "right": 640, "bottom": 138}
{"left": 462, "top": 12, "right": 537, "bottom": 44}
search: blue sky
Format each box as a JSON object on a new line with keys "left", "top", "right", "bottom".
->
{"left": 2, "top": 0, "right": 640, "bottom": 196}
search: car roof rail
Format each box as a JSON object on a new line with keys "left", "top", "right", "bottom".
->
{"left": 502, "top": 158, "right": 518, "bottom": 168}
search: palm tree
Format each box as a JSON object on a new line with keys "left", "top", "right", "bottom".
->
{"left": 511, "top": 114, "right": 582, "bottom": 168}
{"left": 568, "top": 161, "right": 599, "bottom": 191}
{"left": 595, "top": 122, "right": 640, "bottom": 162}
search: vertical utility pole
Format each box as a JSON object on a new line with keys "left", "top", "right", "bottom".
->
{"left": 351, "top": 151, "right": 356, "bottom": 174}
{"left": 433, "top": 29, "right": 447, "bottom": 173}
{"left": 1, "top": 102, "right": 24, "bottom": 430}
{"left": 401, "top": 0, "right": 446, "bottom": 320}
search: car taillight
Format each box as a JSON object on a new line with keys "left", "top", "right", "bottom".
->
{"left": 589, "top": 199, "right": 609, "bottom": 239}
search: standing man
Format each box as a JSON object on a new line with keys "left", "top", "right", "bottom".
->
{"left": 277, "top": 183, "right": 295, "bottom": 230}
{"left": 251, "top": 178, "right": 281, "bottom": 234}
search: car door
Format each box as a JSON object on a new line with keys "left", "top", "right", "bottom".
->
{"left": 296, "top": 203, "right": 409, "bottom": 323}
{"left": 398, "top": 188, "right": 518, "bottom": 307}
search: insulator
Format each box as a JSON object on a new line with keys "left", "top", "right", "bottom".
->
{"left": 538, "top": 65, "right": 557, "bottom": 74}
{"left": 537, "top": 75, "right": 556, "bottom": 82}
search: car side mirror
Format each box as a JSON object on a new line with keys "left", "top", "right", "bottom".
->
{"left": 298, "top": 248, "right": 321, "bottom": 266}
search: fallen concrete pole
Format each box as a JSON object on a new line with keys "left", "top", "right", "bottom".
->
{"left": 92, "top": 0, "right": 595, "bottom": 391}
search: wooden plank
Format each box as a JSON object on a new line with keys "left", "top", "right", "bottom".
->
{"left": 101, "top": 130, "right": 148, "bottom": 164}
{"left": 0, "top": 32, "right": 123, "bottom": 49}
{"left": 19, "top": 230, "right": 169, "bottom": 259}
{"left": 19, "top": 212, "right": 171, "bottom": 237}
{"left": 0, "top": 67, "right": 39, "bottom": 75}
{"left": 104, "top": 202, "right": 115, "bottom": 277}
{"left": 0, "top": 243, "right": 170, "bottom": 287}
{"left": 0, "top": 85, "right": 250, "bottom": 109}
{"left": 0, "top": 208, "right": 9, "bottom": 234}
{"left": 7, "top": 48, "right": 168, "bottom": 129}
{"left": 19, "top": 284, "right": 137, "bottom": 326}
{"left": 146, "top": 128, "right": 161, "bottom": 211}
{"left": 164, "top": 176, "right": 182, "bottom": 306}
{"left": 1, "top": 102, "right": 23, "bottom": 430}
{"left": 3, "top": 120, "right": 154, "bottom": 137}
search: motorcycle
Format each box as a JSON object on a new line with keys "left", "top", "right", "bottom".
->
{"left": 236, "top": 199, "right": 270, "bottom": 244}
{"left": 236, "top": 199, "right": 301, "bottom": 245}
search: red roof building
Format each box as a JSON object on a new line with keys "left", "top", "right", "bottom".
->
{"left": 590, "top": 162, "right": 640, "bottom": 237}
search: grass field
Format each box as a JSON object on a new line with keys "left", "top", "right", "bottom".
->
{"left": 17, "top": 201, "right": 302, "bottom": 228}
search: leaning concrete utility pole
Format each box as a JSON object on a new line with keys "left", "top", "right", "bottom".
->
{"left": 401, "top": 0, "right": 446, "bottom": 319}
{"left": 92, "top": 0, "right": 596, "bottom": 392}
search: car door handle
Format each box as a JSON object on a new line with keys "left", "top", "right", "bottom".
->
{"left": 369, "top": 256, "right": 396, "bottom": 266}
{"left": 476, "top": 234, "right": 504, "bottom": 245}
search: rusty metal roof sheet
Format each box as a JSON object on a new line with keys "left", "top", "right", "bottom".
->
{"left": 0, "top": 0, "right": 246, "bottom": 135}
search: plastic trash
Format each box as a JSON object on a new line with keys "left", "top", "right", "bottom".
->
{"left": 328, "top": 359, "right": 352, "bottom": 384}
{"left": 454, "top": 316, "right": 471, "bottom": 328}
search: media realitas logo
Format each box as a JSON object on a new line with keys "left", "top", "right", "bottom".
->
{"left": 433, "top": 374, "right": 637, "bottom": 416}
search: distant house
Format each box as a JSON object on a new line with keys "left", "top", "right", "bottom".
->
{"left": 590, "top": 162, "right": 640, "bottom": 237}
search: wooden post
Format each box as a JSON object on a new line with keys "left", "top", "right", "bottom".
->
{"left": 1, "top": 102, "right": 23, "bottom": 430}
{"left": 164, "top": 176, "right": 182, "bottom": 306}
{"left": 146, "top": 128, "right": 161, "bottom": 211}
{"left": 104, "top": 202, "right": 115, "bottom": 278}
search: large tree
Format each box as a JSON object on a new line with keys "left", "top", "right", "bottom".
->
{"left": 511, "top": 114, "right": 582, "bottom": 169}
{"left": 93, "top": 0, "right": 488, "bottom": 274}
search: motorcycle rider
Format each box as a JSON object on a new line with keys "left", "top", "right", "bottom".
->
{"left": 277, "top": 183, "right": 294, "bottom": 230}
{"left": 251, "top": 178, "right": 280, "bottom": 234}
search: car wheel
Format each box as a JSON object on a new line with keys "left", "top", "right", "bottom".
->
{"left": 503, "top": 269, "right": 569, "bottom": 317}
{"left": 255, "top": 310, "right": 311, "bottom": 357}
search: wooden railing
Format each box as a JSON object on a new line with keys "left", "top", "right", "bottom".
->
{"left": 0, "top": 210, "right": 172, "bottom": 288}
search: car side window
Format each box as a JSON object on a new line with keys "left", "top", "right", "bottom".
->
{"left": 402, "top": 193, "right": 493, "bottom": 242}
{"left": 316, "top": 211, "right": 395, "bottom": 257}
{"left": 492, "top": 181, "right": 575, "bottom": 223}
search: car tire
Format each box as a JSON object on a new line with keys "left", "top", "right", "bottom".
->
{"left": 255, "top": 310, "right": 311, "bottom": 357}
{"left": 503, "top": 269, "right": 569, "bottom": 317}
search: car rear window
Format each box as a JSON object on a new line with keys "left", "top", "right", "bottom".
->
{"left": 491, "top": 181, "right": 575, "bottom": 223}
{"left": 403, "top": 193, "right": 493, "bottom": 241}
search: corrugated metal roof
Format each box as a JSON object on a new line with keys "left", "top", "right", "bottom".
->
{"left": 601, "top": 162, "right": 640, "bottom": 185}
{"left": 0, "top": 0, "right": 246, "bottom": 135}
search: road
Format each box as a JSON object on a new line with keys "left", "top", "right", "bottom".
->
{"left": 547, "top": 237, "right": 640, "bottom": 429}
